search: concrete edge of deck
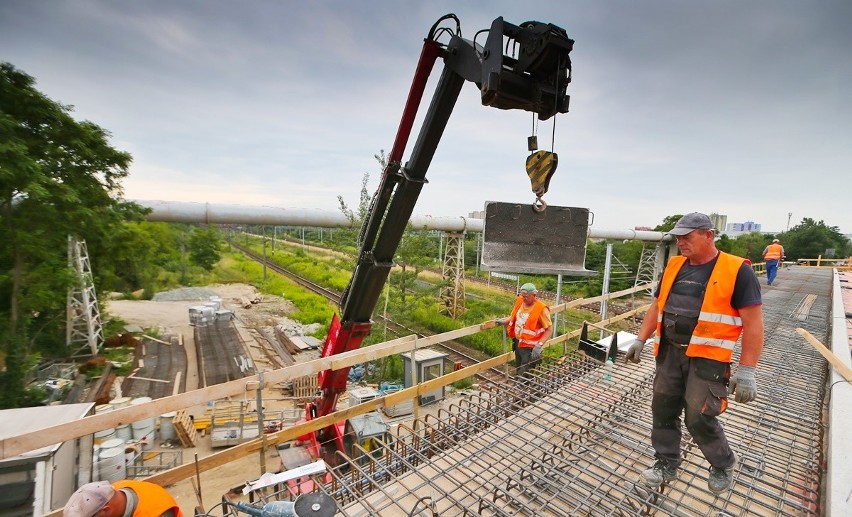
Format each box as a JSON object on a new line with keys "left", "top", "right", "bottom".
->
{"left": 827, "top": 270, "right": 852, "bottom": 517}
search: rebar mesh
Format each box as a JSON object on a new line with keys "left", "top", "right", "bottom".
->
{"left": 259, "top": 267, "right": 831, "bottom": 516}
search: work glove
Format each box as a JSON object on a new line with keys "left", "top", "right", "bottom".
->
{"left": 495, "top": 317, "right": 509, "bottom": 325}
{"left": 624, "top": 338, "right": 646, "bottom": 364}
{"left": 531, "top": 342, "right": 544, "bottom": 361}
{"left": 728, "top": 365, "right": 757, "bottom": 403}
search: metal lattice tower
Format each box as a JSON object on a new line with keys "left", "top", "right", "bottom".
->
{"left": 67, "top": 236, "right": 104, "bottom": 355}
{"left": 439, "top": 232, "right": 466, "bottom": 319}
{"left": 634, "top": 242, "right": 664, "bottom": 294}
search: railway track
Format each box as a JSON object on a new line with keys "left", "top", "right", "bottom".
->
{"left": 232, "top": 241, "right": 510, "bottom": 385}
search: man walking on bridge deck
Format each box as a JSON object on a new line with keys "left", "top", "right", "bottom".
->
{"left": 624, "top": 212, "right": 764, "bottom": 494}
{"left": 762, "top": 238, "right": 785, "bottom": 286}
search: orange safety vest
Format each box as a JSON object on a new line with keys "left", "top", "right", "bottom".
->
{"left": 508, "top": 297, "right": 549, "bottom": 348}
{"left": 764, "top": 243, "right": 783, "bottom": 261}
{"left": 113, "top": 480, "right": 184, "bottom": 517}
{"left": 653, "top": 252, "right": 746, "bottom": 363}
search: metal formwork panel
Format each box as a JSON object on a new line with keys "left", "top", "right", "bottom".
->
{"left": 481, "top": 202, "right": 596, "bottom": 276}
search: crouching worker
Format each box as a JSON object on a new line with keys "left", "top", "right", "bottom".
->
{"left": 64, "top": 480, "right": 182, "bottom": 517}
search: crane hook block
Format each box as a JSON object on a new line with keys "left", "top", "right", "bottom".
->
{"left": 526, "top": 150, "right": 558, "bottom": 197}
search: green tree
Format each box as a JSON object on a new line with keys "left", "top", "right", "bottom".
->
{"left": 188, "top": 226, "right": 223, "bottom": 270}
{"left": 390, "top": 225, "right": 433, "bottom": 312}
{"left": 654, "top": 214, "right": 684, "bottom": 233}
{"left": 0, "top": 63, "right": 135, "bottom": 407}
{"left": 783, "top": 218, "right": 851, "bottom": 260}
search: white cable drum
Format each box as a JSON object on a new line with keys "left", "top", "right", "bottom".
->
{"left": 159, "top": 412, "right": 177, "bottom": 441}
{"left": 98, "top": 447, "right": 126, "bottom": 483}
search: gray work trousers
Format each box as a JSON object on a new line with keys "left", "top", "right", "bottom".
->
{"left": 515, "top": 346, "right": 539, "bottom": 377}
{"left": 651, "top": 342, "right": 736, "bottom": 469}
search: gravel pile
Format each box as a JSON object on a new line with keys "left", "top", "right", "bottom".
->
{"left": 152, "top": 287, "right": 222, "bottom": 302}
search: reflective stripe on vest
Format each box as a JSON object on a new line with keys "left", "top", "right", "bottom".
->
{"left": 508, "top": 297, "right": 548, "bottom": 347}
{"left": 113, "top": 480, "right": 184, "bottom": 517}
{"left": 764, "top": 243, "right": 783, "bottom": 261}
{"left": 653, "top": 252, "right": 745, "bottom": 362}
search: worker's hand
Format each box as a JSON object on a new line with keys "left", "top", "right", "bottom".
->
{"left": 531, "top": 342, "right": 544, "bottom": 361}
{"left": 728, "top": 365, "right": 757, "bottom": 403}
{"left": 495, "top": 317, "right": 509, "bottom": 325}
{"left": 624, "top": 338, "right": 646, "bottom": 364}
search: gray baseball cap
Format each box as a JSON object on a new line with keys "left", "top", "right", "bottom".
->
{"left": 667, "top": 212, "right": 713, "bottom": 236}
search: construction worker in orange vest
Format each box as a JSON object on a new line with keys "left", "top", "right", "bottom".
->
{"left": 623, "top": 212, "right": 764, "bottom": 494}
{"left": 502, "top": 282, "right": 553, "bottom": 377}
{"left": 64, "top": 480, "right": 183, "bottom": 517}
{"left": 762, "top": 238, "right": 785, "bottom": 286}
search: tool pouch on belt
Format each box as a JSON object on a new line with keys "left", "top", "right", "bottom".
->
{"left": 693, "top": 357, "right": 731, "bottom": 385}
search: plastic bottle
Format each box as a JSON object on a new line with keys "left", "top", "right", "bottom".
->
{"left": 604, "top": 358, "right": 614, "bottom": 382}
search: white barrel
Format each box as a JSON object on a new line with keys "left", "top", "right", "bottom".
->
{"left": 159, "top": 412, "right": 177, "bottom": 441}
{"left": 94, "top": 404, "right": 115, "bottom": 444}
{"left": 131, "top": 397, "right": 156, "bottom": 444}
{"left": 100, "top": 438, "right": 125, "bottom": 453}
{"left": 115, "top": 423, "right": 132, "bottom": 441}
{"left": 92, "top": 445, "right": 101, "bottom": 481}
{"left": 134, "top": 425, "right": 156, "bottom": 450}
{"left": 98, "top": 448, "right": 126, "bottom": 482}
{"left": 110, "top": 396, "right": 132, "bottom": 409}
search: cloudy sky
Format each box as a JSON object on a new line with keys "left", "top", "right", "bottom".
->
{"left": 2, "top": 0, "right": 851, "bottom": 234}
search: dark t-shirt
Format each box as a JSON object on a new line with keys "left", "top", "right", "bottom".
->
{"left": 654, "top": 254, "right": 761, "bottom": 344}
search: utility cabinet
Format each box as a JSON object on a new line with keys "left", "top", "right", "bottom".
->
{"left": 401, "top": 349, "right": 448, "bottom": 405}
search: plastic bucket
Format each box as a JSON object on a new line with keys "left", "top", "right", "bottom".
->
{"left": 124, "top": 443, "right": 141, "bottom": 465}
{"left": 98, "top": 448, "right": 126, "bottom": 482}
{"left": 159, "top": 412, "right": 177, "bottom": 441}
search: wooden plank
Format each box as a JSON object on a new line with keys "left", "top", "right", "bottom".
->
{"left": 796, "top": 328, "right": 852, "bottom": 382}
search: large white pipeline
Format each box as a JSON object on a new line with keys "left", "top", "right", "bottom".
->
{"left": 133, "top": 199, "right": 670, "bottom": 242}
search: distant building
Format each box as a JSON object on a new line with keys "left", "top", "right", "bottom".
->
{"left": 726, "top": 220, "right": 762, "bottom": 233}
{"left": 709, "top": 213, "right": 728, "bottom": 233}
{"left": 634, "top": 226, "right": 653, "bottom": 231}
